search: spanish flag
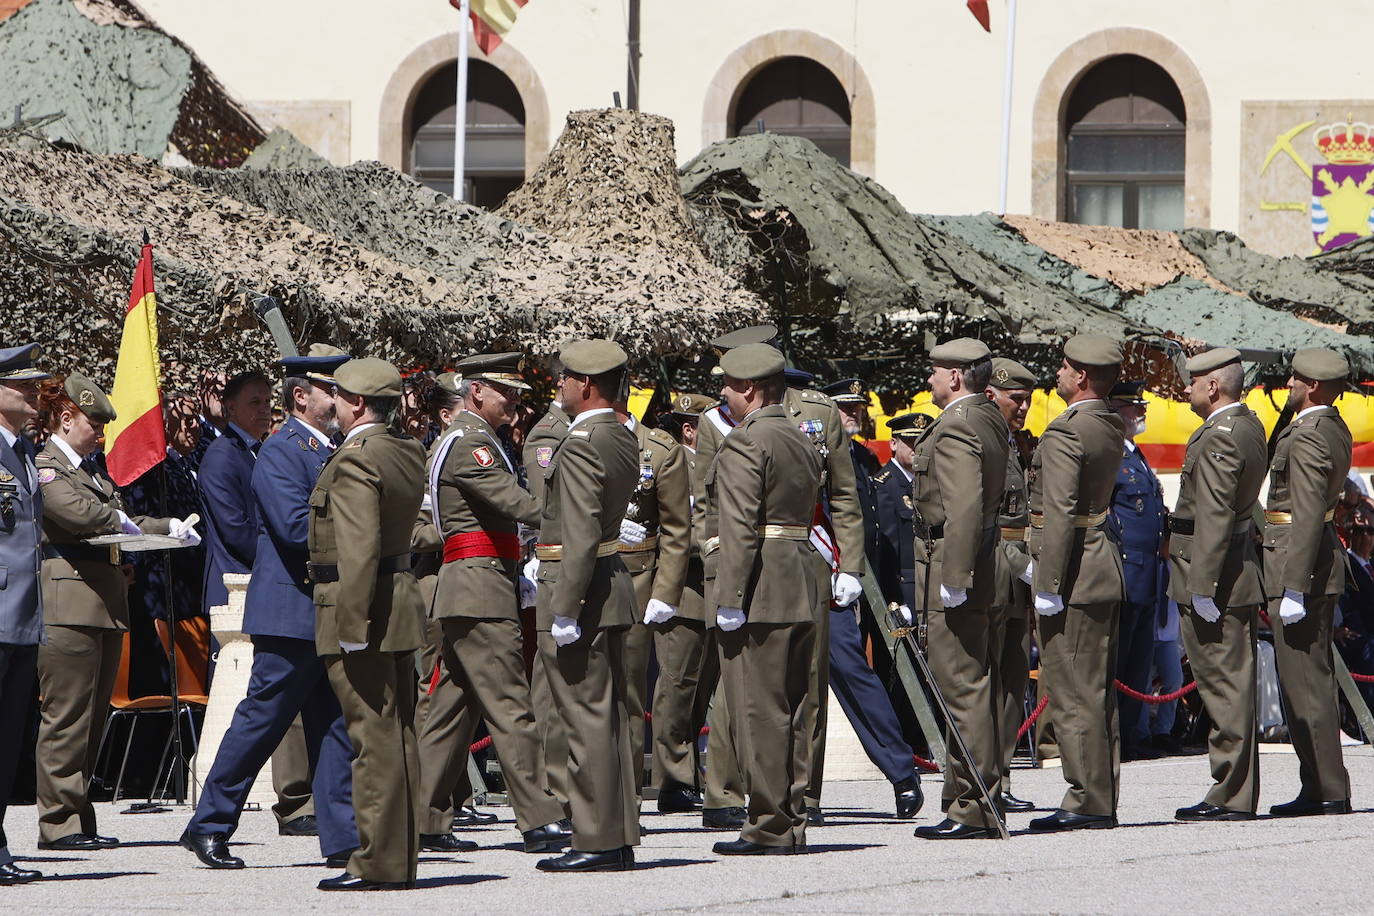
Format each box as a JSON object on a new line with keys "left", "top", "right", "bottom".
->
{"left": 105, "top": 239, "right": 167, "bottom": 486}
{"left": 451, "top": 0, "right": 529, "bottom": 56}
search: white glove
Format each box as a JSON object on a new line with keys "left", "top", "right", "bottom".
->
{"left": 551, "top": 615, "right": 581, "bottom": 646}
{"left": 619, "top": 518, "right": 648, "bottom": 546}
{"left": 1191, "top": 595, "right": 1221, "bottom": 623}
{"left": 339, "top": 641, "right": 368, "bottom": 653}
{"left": 1018, "top": 558, "right": 1035, "bottom": 585}
{"left": 116, "top": 510, "right": 142, "bottom": 536}
{"left": 523, "top": 555, "right": 540, "bottom": 582}
{"left": 716, "top": 606, "right": 746, "bottom": 631}
{"left": 1279, "top": 588, "right": 1306, "bottom": 624}
{"left": 643, "top": 598, "right": 676, "bottom": 625}
{"left": 518, "top": 576, "right": 537, "bottom": 608}
{"left": 896, "top": 604, "right": 913, "bottom": 625}
{"left": 831, "top": 572, "right": 863, "bottom": 607}
{"left": 1034, "top": 591, "right": 1065, "bottom": 616}
{"left": 169, "top": 517, "right": 202, "bottom": 547}
{"left": 940, "top": 584, "right": 967, "bottom": 608}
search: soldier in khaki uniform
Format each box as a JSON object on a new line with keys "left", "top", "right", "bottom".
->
{"left": 984, "top": 357, "right": 1037, "bottom": 812}
{"left": 34, "top": 374, "right": 183, "bottom": 850}
{"left": 1263, "top": 347, "right": 1354, "bottom": 817}
{"left": 907, "top": 339, "right": 1009, "bottom": 840}
{"left": 533, "top": 340, "right": 641, "bottom": 873}
{"left": 310, "top": 358, "right": 428, "bottom": 891}
{"left": 612, "top": 396, "right": 692, "bottom": 808}
{"left": 415, "top": 353, "right": 569, "bottom": 853}
{"left": 707, "top": 344, "right": 822, "bottom": 855}
{"left": 1168, "top": 347, "right": 1268, "bottom": 821}
{"left": 1026, "top": 335, "right": 1127, "bottom": 832}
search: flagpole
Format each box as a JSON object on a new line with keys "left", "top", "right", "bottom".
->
{"left": 996, "top": 0, "right": 1018, "bottom": 214}
{"left": 454, "top": 0, "right": 471, "bottom": 201}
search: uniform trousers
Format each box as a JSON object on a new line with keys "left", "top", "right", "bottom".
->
{"left": 803, "top": 552, "right": 831, "bottom": 806}
{"left": 416, "top": 617, "right": 564, "bottom": 833}
{"left": 991, "top": 604, "right": 1031, "bottom": 788}
{"left": 270, "top": 717, "right": 316, "bottom": 826}
{"left": 530, "top": 641, "right": 570, "bottom": 806}
{"left": 929, "top": 603, "right": 1001, "bottom": 827}
{"left": 719, "top": 621, "right": 815, "bottom": 847}
{"left": 1180, "top": 602, "right": 1260, "bottom": 812}
{"left": 1037, "top": 601, "right": 1121, "bottom": 816}
{"left": 35, "top": 625, "right": 121, "bottom": 842}
{"left": 537, "top": 626, "right": 639, "bottom": 853}
{"left": 650, "top": 615, "right": 714, "bottom": 790}
{"left": 827, "top": 602, "right": 915, "bottom": 784}
{"left": 622, "top": 620, "right": 653, "bottom": 790}
{"left": 1116, "top": 599, "right": 1158, "bottom": 748}
{"left": 1271, "top": 593, "right": 1350, "bottom": 802}
{"left": 327, "top": 649, "right": 420, "bottom": 885}
{"left": 414, "top": 616, "right": 476, "bottom": 810}
{"left": 188, "top": 636, "right": 356, "bottom": 856}
{"left": 0, "top": 643, "right": 37, "bottom": 862}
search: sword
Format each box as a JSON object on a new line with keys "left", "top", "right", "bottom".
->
{"left": 253, "top": 296, "right": 299, "bottom": 359}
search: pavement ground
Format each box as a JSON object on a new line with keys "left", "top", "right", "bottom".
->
{"left": 3, "top": 745, "right": 1372, "bottom": 914}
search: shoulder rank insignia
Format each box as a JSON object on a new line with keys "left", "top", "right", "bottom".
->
{"left": 570, "top": 429, "right": 591, "bottom": 439}
{"left": 535, "top": 446, "right": 553, "bottom": 468}
{"left": 345, "top": 439, "right": 362, "bottom": 449}
{"left": 472, "top": 446, "right": 495, "bottom": 468}
{"left": 0, "top": 470, "right": 10, "bottom": 482}
{"left": 38, "top": 467, "right": 56, "bottom": 484}
{"left": 309, "top": 438, "right": 320, "bottom": 450}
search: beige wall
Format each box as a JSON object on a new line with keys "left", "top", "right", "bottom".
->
{"left": 139, "top": 0, "right": 1374, "bottom": 251}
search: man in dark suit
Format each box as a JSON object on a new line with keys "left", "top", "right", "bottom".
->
{"left": 1338, "top": 513, "right": 1374, "bottom": 712}
{"left": 181, "top": 352, "right": 356, "bottom": 869}
{"left": 0, "top": 344, "right": 49, "bottom": 885}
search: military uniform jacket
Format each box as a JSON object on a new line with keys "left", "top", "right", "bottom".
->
{"left": 535, "top": 411, "right": 639, "bottom": 628}
{"left": 1168, "top": 403, "right": 1267, "bottom": 607}
{"left": 993, "top": 445, "right": 1032, "bottom": 610}
{"left": 523, "top": 402, "right": 570, "bottom": 515}
{"left": 198, "top": 426, "right": 260, "bottom": 611}
{"left": 1262, "top": 405, "right": 1352, "bottom": 598}
{"left": 0, "top": 433, "right": 43, "bottom": 644}
{"left": 1109, "top": 443, "right": 1167, "bottom": 604}
{"left": 432, "top": 410, "right": 540, "bottom": 621}
{"left": 850, "top": 440, "right": 881, "bottom": 563}
{"left": 309, "top": 424, "right": 427, "bottom": 654}
{"left": 874, "top": 461, "right": 915, "bottom": 609}
{"left": 1028, "top": 400, "right": 1125, "bottom": 604}
{"left": 623, "top": 417, "right": 692, "bottom": 612}
{"left": 707, "top": 404, "right": 822, "bottom": 623}
{"left": 908, "top": 395, "right": 1009, "bottom": 610}
{"left": 37, "top": 439, "right": 170, "bottom": 629}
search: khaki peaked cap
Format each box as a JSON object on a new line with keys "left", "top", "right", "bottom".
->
{"left": 334, "top": 357, "right": 403, "bottom": 397}
{"left": 1064, "top": 334, "right": 1123, "bottom": 367}
{"left": 560, "top": 339, "right": 628, "bottom": 376}
{"left": 457, "top": 352, "right": 532, "bottom": 391}
{"left": 1185, "top": 347, "right": 1242, "bottom": 376}
{"left": 720, "top": 343, "right": 786, "bottom": 380}
{"left": 929, "top": 338, "right": 991, "bottom": 365}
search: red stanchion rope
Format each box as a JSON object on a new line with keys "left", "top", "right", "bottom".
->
{"left": 1350, "top": 671, "right": 1374, "bottom": 683}
{"left": 1016, "top": 694, "right": 1049, "bottom": 741}
{"left": 911, "top": 754, "right": 940, "bottom": 773}
{"left": 1114, "top": 679, "right": 1197, "bottom": 703}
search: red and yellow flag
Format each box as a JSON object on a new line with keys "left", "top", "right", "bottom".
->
{"left": 106, "top": 240, "right": 166, "bottom": 486}
{"left": 451, "top": 0, "right": 529, "bottom": 55}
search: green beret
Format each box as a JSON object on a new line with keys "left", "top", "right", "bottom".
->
{"left": 435, "top": 371, "right": 462, "bottom": 394}
{"left": 334, "top": 357, "right": 403, "bottom": 397}
{"left": 887, "top": 412, "right": 933, "bottom": 439}
{"left": 1291, "top": 347, "right": 1349, "bottom": 382}
{"left": 1185, "top": 347, "right": 1241, "bottom": 376}
{"left": 710, "top": 325, "right": 778, "bottom": 352}
{"left": 671, "top": 392, "right": 717, "bottom": 417}
{"left": 560, "top": 339, "right": 628, "bottom": 376}
{"left": 719, "top": 343, "right": 786, "bottom": 381}
{"left": 989, "top": 357, "right": 1035, "bottom": 389}
{"left": 929, "top": 338, "right": 991, "bottom": 366}
{"left": 306, "top": 343, "right": 347, "bottom": 358}
{"left": 456, "top": 351, "right": 531, "bottom": 391}
{"left": 64, "top": 372, "right": 117, "bottom": 423}
{"left": 1064, "top": 334, "right": 1122, "bottom": 367}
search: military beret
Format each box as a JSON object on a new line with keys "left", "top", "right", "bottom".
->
{"left": 456, "top": 351, "right": 531, "bottom": 391}
{"left": 1185, "top": 347, "right": 1241, "bottom": 376}
{"left": 1107, "top": 379, "right": 1148, "bottom": 405}
{"left": 929, "top": 338, "right": 991, "bottom": 366}
{"left": 334, "top": 357, "right": 403, "bottom": 397}
{"left": 821, "top": 378, "right": 867, "bottom": 404}
{"left": 0, "top": 343, "right": 51, "bottom": 381}
{"left": 710, "top": 325, "right": 778, "bottom": 352}
{"left": 887, "top": 412, "right": 933, "bottom": 439}
{"left": 670, "top": 393, "right": 716, "bottom": 417}
{"left": 1064, "top": 334, "right": 1122, "bottom": 367}
{"left": 989, "top": 357, "right": 1035, "bottom": 390}
{"left": 719, "top": 343, "right": 786, "bottom": 381}
{"left": 435, "top": 371, "right": 462, "bottom": 394}
{"left": 280, "top": 351, "right": 349, "bottom": 383}
{"left": 560, "top": 339, "right": 628, "bottom": 376}
{"left": 64, "top": 372, "right": 117, "bottom": 423}
{"left": 305, "top": 343, "right": 347, "bottom": 358}
{"left": 1291, "top": 347, "right": 1349, "bottom": 382}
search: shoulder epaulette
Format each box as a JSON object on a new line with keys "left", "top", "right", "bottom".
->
{"left": 800, "top": 389, "right": 829, "bottom": 403}
{"left": 646, "top": 428, "right": 675, "bottom": 449}
{"left": 570, "top": 429, "right": 591, "bottom": 439}
{"left": 873, "top": 469, "right": 891, "bottom": 483}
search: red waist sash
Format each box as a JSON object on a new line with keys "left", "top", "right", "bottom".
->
{"left": 443, "top": 530, "right": 520, "bottom": 562}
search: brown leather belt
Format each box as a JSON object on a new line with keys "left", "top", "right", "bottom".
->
{"left": 619, "top": 533, "right": 660, "bottom": 554}
{"left": 308, "top": 553, "right": 411, "bottom": 583}
{"left": 1264, "top": 509, "right": 1335, "bottom": 525}
{"left": 999, "top": 526, "right": 1027, "bottom": 541}
{"left": 537, "top": 538, "right": 620, "bottom": 561}
{"left": 703, "top": 525, "right": 808, "bottom": 556}
{"left": 1029, "top": 510, "right": 1108, "bottom": 529}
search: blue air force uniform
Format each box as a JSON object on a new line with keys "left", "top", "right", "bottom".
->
{"left": 198, "top": 425, "right": 260, "bottom": 613}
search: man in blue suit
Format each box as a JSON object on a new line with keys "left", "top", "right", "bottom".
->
{"left": 0, "top": 344, "right": 50, "bottom": 885}
{"left": 181, "top": 352, "right": 357, "bottom": 869}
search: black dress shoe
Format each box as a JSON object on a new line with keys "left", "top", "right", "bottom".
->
{"left": 1000, "top": 792, "right": 1035, "bottom": 812}
{"left": 702, "top": 806, "right": 746, "bottom": 830}
{"left": 535, "top": 847, "right": 634, "bottom": 872}
{"left": 452, "top": 805, "right": 499, "bottom": 828}
{"left": 657, "top": 785, "right": 703, "bottom": 813}
{"left": 419, "top": 833, "right": 479, "bottom": 852}
{"left": 523, "top": 821, "right": 572, "bottom": 853}
{"left": 894, "top": 777, "right": 924, "bottom": 819}
{"left": 278, "top": 815, "right": 318, "bottom": 837}
{"left": 713, "top": 838, "right": 805, "bottom": 855}
{"left": 805, "top": 806, "right": 825, "bottom": 826}
{"left": 1268, "top": 797, "right": 1353, "bottom": 817}
{"left": 317, "top": 871, "right": 413, "bottom": 891}
{"left": 325, "top": 848, "right": 357, "bottom": 869}
{"left": 179, "top": 830, "right": 245, "bottom": 869}
{"left": 1175, "top": 802, "right": 1256, "bottom": 822}
{"left": 0, "top": 862, "right": 41, "bottom": 884}
{"left": 1028, "top": 809, "right": 1117, "bottom": 832}
{"left": 913, "top": 818, "right": 997, "bottom": 840}
{"left": 38, "top": 833, "right": 118, "bottom": 851}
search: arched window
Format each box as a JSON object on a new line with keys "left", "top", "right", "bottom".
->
{"left": 731, "top": 56, "right": 851, "bottom": 166}
{"left": 1063, "top": 55, "right": 1185, "bottom": 230}
{"left": 408, "top": 59, "right": 525, "bottom": 208}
